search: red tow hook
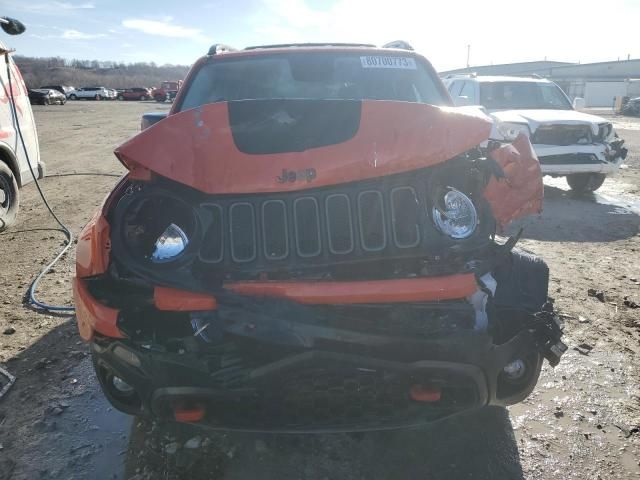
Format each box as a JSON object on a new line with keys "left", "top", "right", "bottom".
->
{"left": 172, "top": 401, "right": 206, "bottom": 423}
{"left": 409, "top": 384, "right": 442, "bottom": 403}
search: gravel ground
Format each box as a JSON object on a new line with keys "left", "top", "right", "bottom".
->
{"left": 0, "top": 102, "right": 638, "bottom": 480}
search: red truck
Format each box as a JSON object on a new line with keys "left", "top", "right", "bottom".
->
{"left": 151, "top": 80, "right": 182, "bottom": 102}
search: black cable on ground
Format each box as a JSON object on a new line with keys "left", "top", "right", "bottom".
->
{"left": 5, "top": 52, "right": 74, "bottom": 313}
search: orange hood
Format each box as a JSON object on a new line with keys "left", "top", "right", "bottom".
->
{"left": 115, "top": 100, "right": 493, "bottom": 194}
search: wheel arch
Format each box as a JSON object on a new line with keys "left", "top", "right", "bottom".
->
{"left": 0, "top": 144, "right": 21, "bottom": 187}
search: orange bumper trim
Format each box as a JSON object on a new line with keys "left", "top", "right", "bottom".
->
{"left": 72, "top": 277, "right": 123, "bottom": 341}
{"left": 154, "top": 286, "right": 217, "bottom": 311}
{"left": 225, "top": 274, "right": 477, "bottom": 305}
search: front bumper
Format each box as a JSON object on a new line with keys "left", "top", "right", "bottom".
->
{"left": 535, "top": 143, "right": 626, "bottom": 175}
{"left": 77, "top": 266, "right": 565, "bottom": 432}
{"left": 90, "top": 325, "right": 547, "bottom": 433}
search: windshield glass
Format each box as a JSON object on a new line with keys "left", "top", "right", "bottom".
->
{"left": 479, "top": 81, "right": 572, "bottom": 110}
{"left": 179, "top": 52, "right": 447, "bottom": 111}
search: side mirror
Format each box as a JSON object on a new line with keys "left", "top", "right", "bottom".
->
{"left": 0, "top": 17, "right": 26, "bottom": 36}
{"left": 455, "top": 95, "right": 472, "bottom": 106}
{"left": 573, "top": 97, "right": 585, "bottom": 110}
{"left": 141, "top": 112, "right": 168, "bottom": 130}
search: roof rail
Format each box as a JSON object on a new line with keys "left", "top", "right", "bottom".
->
{"left": 382, "top": 40, "right": 414, "bottom": 51}
{"left": 244, "top": 43, "right": 375, "bottom": 50}
{"left": 208, "top": 44, "right": 237, "bottom": 55}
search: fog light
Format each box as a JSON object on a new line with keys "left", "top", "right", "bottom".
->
{"left": 112, "top": 376, "right": 134, "bottom": 394}
{"left": 503, "top": 359, "right": 526, "bottom": 380}
{"left": 113, "top": 345, "right": 141, "bottom": 367}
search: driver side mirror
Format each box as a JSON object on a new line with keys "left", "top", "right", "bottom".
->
{"left": 573, "top": 97, "right": 585, "bottom": 110}
{"left": 0, "top": 17, "right": 26, "bottom": 36}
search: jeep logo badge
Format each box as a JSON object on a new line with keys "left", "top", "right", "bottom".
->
{"left": 277, "top": 168, "right": 317, "bottom": 184}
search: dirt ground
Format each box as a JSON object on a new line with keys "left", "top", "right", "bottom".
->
{"left": 0, "top": 101, "right": 639, "bottom": 480}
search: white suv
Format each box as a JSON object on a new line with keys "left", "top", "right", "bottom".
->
{"left": 443, "top": 75, "right": 628, "bottom": 193}
{"left": 67, "top": 86, "right": 111, "bottom": 101}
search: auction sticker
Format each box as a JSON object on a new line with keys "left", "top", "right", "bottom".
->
{"left": 360, "top": 56, "right": 417, "bottom": 69}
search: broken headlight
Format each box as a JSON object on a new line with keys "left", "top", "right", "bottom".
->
{"left": 497, "top": 122, "right": 530, "bottom": 141}
{"left": 432, "top": 188, "right": 478, "bottom": 239}
{"left": 121, "top": 194, "right": 197, "bottom": 265}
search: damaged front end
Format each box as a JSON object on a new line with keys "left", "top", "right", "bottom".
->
{"left": 74, "top": 98, "right": 565, "bottom": 432}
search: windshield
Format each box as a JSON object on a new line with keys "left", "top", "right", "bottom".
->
{"left": 178, "top": 52, "right": 447, "bottom": 111}
{"left": 479, "top": 81, "right": 572, "bottom": 110}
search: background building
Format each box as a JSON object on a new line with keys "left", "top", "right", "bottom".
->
{"left": 440, "top": 59, "right": 640, "bottom": 107}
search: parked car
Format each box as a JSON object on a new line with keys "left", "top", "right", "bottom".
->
{"left": 67, "top": 86, "right": 110, "bottom": 100}
{"left": 0, "top": 23, "right": 45, "bottom": 232}
{"left": 151, "top": 80, "right": 182, "bottom": 102}
{"left": 28, "top": 88, "right": 66, "bottom": 105}
{"left": 117, "top": 87, "right": 152, "bottom": 101}
{"left": 622, "top": 96, "right": 640, "bottom": 116}
{"left": 443, "top": 75, "right": 628, "bottom": 193}
{"left": 74, "top": 42, "right": 565, "bottom": 432}
{"left": 39, "top": 84, "right": 74, "bottom": 96}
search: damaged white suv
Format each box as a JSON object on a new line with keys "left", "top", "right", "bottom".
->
{"left": 444, "top": 75, "right": 627, "bottom": 193}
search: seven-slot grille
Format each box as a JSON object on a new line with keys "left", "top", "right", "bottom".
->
{"left": 194, "top": 172, "right": 489, "bottom": 270}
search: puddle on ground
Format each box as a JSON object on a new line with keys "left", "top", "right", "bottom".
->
{"left": 543, "top": 176, "right": 640, "bottom": 215}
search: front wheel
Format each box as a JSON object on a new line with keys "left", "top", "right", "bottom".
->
{"left": 69, "top": 94, "right": 77, "bottom": 100}
{"left": 117, "top": 95, "right": 124, "bottom": 101}
{"left": 95, "top": 94, "right": 102, "bottom": 101}
{"left": 154, "top": 95, "right": 165, "bottom": 103}
{"left": 140, "top": 95, "right": 148, "bottom": 101}
{"left": 0, "top": 162, "right": 19, "bottom": 232}
{"left": 566, "top": 173, "right": 606, "bottom": 193}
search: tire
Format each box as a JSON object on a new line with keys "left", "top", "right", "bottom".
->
{"left": 0, "top": 162, "right": 19, "bottom": 232}
{"left": 154, "top": 95, "right": 165, "bottom": 103}
{"left": 95, "top": 94, "right": 102, "bottom": 101}
{"left": 140, "top": 95, "right": 148, "bottom": 101}
{"left": 566, "top": 173, "right": 606, "bottom": 193}
{"left": 117, "top": 95, "right": 124, "bottom": 101}
{"left": 69, "top": 94, "right": 77, "bottom": 100}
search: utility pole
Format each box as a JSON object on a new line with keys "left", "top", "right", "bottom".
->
{"left": 466, "top": 44, "right": 471, "bottom": 70}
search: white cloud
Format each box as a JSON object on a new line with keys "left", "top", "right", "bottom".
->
{"left": 52, "top": 1, "right": 95, "bottom": 8}
{"left": 122, "top": 18, "right": 209, "bottom": 42}
{"left": 61, "top": 29, "right": 106, "bottom": 40}
{"left": 15, "top": 1, "right": 95, "bottom": 12}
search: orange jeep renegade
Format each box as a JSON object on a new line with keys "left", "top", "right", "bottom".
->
{"left": 73, "top": 42, "right": 566, "bottom": 432}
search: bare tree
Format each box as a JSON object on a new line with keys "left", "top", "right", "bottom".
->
{"left": 14, "top": 56, "right": 191, "bottom": 89}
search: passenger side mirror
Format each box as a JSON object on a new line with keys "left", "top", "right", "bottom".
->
{"left": 455, "top": 95, "right": 472, "bottom": 106}
{"left": 0, "top": 17, "right": 26, "bottom": 35}
{"left": 573, "top": 97, "right": 585, "bottom": 110}
{"left": 141, "top": 112, "right": 168, "bottom": 130}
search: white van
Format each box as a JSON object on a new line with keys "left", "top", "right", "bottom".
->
{"left": 0, "top": 19, "right": 43, "bottom": 231}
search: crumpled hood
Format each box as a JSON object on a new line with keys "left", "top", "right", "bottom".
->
{"left": 115, "top": 99, "right": 493, "bottom": 194}
{"left": 491, "top": 109, "right": 608, "bottom": 135}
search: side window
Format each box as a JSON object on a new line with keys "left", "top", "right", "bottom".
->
{"left": 459, "top": 81, "right": 476, "bottom": 103}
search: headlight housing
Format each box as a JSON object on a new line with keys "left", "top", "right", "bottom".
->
{"left": 432, "top": 188, "right": 478, "bottom": 239}
{"left": 121, "top": 193, "right": 197, "bottom": 265}
{"left": 497, "top": 122, "right": 530, "bottom": 141}
{"left": 598, "top": 122, "right": 613, "bottom": 141}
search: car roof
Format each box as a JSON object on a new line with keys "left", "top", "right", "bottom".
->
{"left": 205, "top": 43, "right": 419, "bottom": 60}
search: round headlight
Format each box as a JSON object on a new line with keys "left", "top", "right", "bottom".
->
{"left": 121, "top": 194, "right": 196, "bottom": 264}
{"left": 432, "top": 189, "right": 478, "bottom": 239}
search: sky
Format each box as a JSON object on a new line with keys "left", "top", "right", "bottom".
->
{"left": 0, "top": 0, "right": 639, "bottom": 72}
